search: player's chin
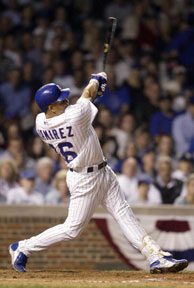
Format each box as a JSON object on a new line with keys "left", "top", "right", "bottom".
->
{"left": 64, "top": 102, "right": 69, "bottom": 110}
{"left": 64, "top": 99, "right": 69, "bottom": 107}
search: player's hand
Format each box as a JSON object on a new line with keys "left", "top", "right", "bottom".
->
{"left": 91, "top": 72, "right": 107, "bottom": 97}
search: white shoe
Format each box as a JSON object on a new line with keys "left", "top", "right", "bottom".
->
{"left": 9, "top": 242, "right": 28, "bottom": 272}
{"left": 150, "top": 256, "right": 188, "bottom": 274}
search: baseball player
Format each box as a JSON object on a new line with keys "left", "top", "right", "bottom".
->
{"left": 9, "top": 72, "right": 188, "bottom": 273}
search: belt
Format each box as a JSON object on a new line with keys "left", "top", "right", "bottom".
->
{"left": 69, "top": 161, "right": 107, "bottom": 173}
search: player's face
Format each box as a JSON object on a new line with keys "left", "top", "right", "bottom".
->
{"left": 51, "top": 99, "right": 69, "bottom": 115}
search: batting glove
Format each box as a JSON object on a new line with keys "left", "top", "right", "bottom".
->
{"left": 91, "top": 72, "right": 107, "bottom": 97}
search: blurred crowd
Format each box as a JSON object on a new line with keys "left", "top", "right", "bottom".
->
{"left": 0, "top": 0, "right": 194, "bottom": 206}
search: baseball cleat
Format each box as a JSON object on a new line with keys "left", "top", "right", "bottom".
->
{"left": 150, "top": 256, "right": 188, "bottom": 274}
{"left": 9, "top": 242, "right": 28, "bottom": 272}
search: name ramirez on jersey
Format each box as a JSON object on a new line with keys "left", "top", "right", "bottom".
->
{"left": 36, "top": 97, "right": 104, "bottom": 169}
{"left": 37, "top": 126, "right": 74, "bottom": 141}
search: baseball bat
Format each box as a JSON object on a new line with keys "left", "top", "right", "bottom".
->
{"left": 103, "top": 17, "right": 117, "bottom": 71}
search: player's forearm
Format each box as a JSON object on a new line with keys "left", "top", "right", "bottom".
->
{"left": 81, "top": 79, "right": 99, "bottom": 102}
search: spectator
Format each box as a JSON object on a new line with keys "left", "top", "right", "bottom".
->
{"left": 0, "top": 68, "right": 32, "bottom": 119}
{"left": 20, "top": 5, "right": 35, "bottom": 34}
{"left": 21, "top": 32, "right": 33, "bottom": 57}
{"left": 81, "top": 19, "right": 99, "bottom": 51}
{"left": 28, "top": 136, "right": 45, "bottom": 160}
{"left": 34, "top": 157, "right": 54, "bottom": 196}
{"left": 71, "top": 50, "right": 84, "bottom": 73}
{"left": 117, "top": 157, "right": 139, "bottom": 203}
{"left": 172, "top": 96, "right": 194, "bottom": 156}
{"left": 0, "top": 158, "right": 19, "bottom": 202}
{"left": 53, "top": 59, "right": 74, "bottom": 88}
{"left": 113, "top": 140, "right": 137, "bottom": 173}
{"left": 0, "top": 138, "right": 35, "bottom": 172}
{"left": 125, "top": 141, "right": 137, "bottom": 159}
{"left": 137, "top": 13, "right": 159, "bottom": 51}
{"left": 54, "top": 6, "right": 67, "bottom": 23}
{"left": 165, "top": 23, "right": 194, "bottom": 68}
{"left": 4, "top": 119, "right": 22, "bottom": 142}
{"left": 175, "top": 174, "right": 194, "bottom": 205}
{"left": 4, "top": 34, "right": 22, "bottom": 67}
{"left": 135, "top": 178, "right": 150, "bottom": 205}
{"left": 69, "top": 69, "right": 84, "bottom": 98}
{"left": 140, "top": 148, "right": 156, "bottom": 182}
{"left": 156, "top": 134, "right": 174, "bottom": 158}
{"left": 124, "top": 62, "right": 142, "bottom": 111}
{"left": 137, "top": 82, "right": 160, "bottom": 127}
{"left": 39, "top": 51, "right": 52, "bottom": 77}
{"left": 46, "top": 170, "right": 69, "bottom": 204}
{"left": 27, "top": 34, "right": 45, "bottom": 67}
{"left": 7, "top": 169, "right": 44, "bottom": 205}
{"left": 149, "top": 94, "right": 177, "bottom": 140}
{"left": 153, "top": 156, "right": 184, "bottom": 204}
{"left": 3, "top": 0, "right": 21, "bottom": 26}
{"left": 156, "top": 134, "right": 176, "bottom": 168}
{"left": 22, "top": 61, "right": 40, "bottom": 94}
{"left": 41, "top": 67, "right": 54, "bottom": 85}
{"left": 0, "top": 37, "right": 14, "bottom": 82}
{"left": 135, "top": 128, "right": 152, "bottom": 159}
{"left": 172, "top": 153, "right": 193, "bottom": 182}
{"left": 96, "top": 107, "right": 112, "bottom": 130}
{"left": 111, "top": 113, "right": 135, "bottom": 158}
{"left": 134, "top": 177, "right": 161, "bottom": 205}
{"left": 122, "top": 2, "right": 143, "bottom": 40}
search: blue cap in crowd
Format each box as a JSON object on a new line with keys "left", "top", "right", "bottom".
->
{"left": 138, "top": 177, "right": 151, "bottom": 186}
{"left": 20, "top": 169, "right": 36, "bottom": 180}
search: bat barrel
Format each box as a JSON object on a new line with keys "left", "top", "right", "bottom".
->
{"left": 103, "top": 17, "right": 117, "bottom": 71}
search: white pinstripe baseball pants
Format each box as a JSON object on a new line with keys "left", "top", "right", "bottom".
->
{"left": 19, "top": 166, "right": 146, "bottom": 256}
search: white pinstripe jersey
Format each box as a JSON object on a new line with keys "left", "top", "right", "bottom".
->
{"left": 36, "top": 97, "right": 104, "bottom": 169}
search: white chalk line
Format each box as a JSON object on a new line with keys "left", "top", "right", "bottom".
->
{"left": 2, "top": 278, "right": 194, "bottom": 285}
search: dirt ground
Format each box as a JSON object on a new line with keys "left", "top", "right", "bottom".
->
{"left": 1, "top": 270, "right": 194, "bottom": 288}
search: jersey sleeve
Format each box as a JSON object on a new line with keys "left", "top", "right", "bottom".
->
{"left": 66, "top": 97, "right": 98, "bottom": 127}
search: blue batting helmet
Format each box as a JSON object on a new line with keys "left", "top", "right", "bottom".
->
{"left": 35, "top": 83, "right": 70, "bottom": 112}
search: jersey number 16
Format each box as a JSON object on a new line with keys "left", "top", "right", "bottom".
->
{"left": 49, "top": 142, "right": 77, "bottom": 163}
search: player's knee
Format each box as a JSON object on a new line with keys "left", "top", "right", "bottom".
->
{"left": 65, "top": 229, "right": 81, "bottom": 240}
{"left": 61, "top": 218, "right": 86, "bottom": 240}
{"left": 61, "top": 222, "right": 83, "bottom": 240}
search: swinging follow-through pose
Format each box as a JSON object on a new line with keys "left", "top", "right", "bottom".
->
{"left": 9, "top": 72, "right": 188, "bottom": 274}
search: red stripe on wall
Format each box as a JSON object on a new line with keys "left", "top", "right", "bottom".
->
{"left": 156, "top": 220, "right": 190, "bottom": 232}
